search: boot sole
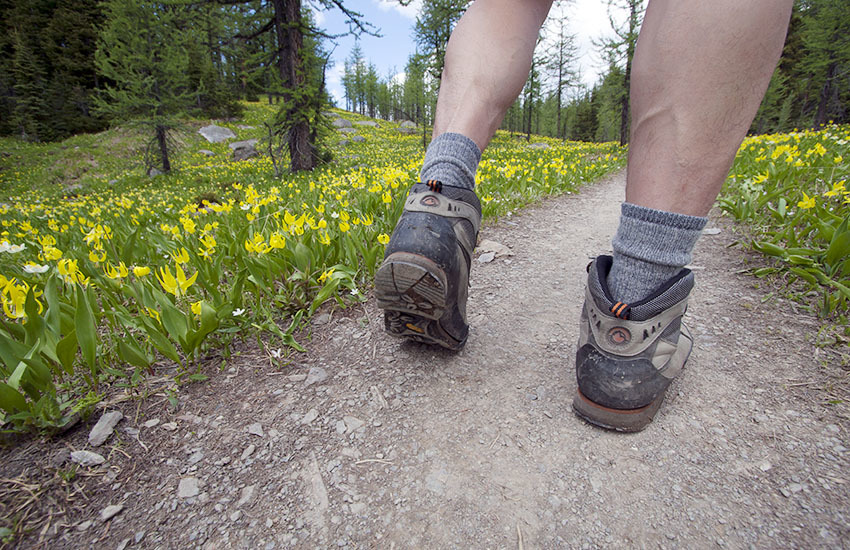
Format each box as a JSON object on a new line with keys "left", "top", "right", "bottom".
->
{"left": 572, "top": 389, "right": 665, "bottom": 433}
{"left": 375, "top": 252, "right": 465, "bottom": 351}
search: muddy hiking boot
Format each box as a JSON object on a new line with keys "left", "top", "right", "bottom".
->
{"left": 573, "top": 255, "right": 695, "bottom": 432}
{"left": 375, "top": 180, "right": 481, "bottom": 351}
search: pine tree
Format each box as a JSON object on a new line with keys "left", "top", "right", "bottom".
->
{"left": 94, "top": 0, "right": 195, "bottom": 173}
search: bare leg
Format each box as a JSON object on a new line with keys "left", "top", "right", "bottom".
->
{"left": 627, "top": 0, "right": 793, "bottom": 216}
{"left": 433, "top": 0, "right": 554, "bottom": 151}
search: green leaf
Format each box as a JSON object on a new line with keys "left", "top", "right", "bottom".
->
{"left": 789, "top": 267, "right": 818, "bottom": 286}
{"left": 826, "top": 231, "right": 850, "bottom": 270}
{"left": 56, "top": 330, "right": 77, "bottom": 375}
{"left": 139, "top": 318, "right": 181, "bottom": 363}
{"left": 43, "top": 274, "right": 62, "bottom": 334}
{"left": 309, "top": 278, "right": 340, "bottom": 315}
{"left": 74, "top": 284, "right": 97, "bottom": 372}
{"left": 293, "top": 242, "right": 311, "bottom": 273}
{"left": 23, "top": 288, "right": 45, "bottom": 346}
{"left": 122, "top": 227, "right": 141, "bottom": 265}
{"left": 158, "top": 300, "right": 189, "bottom": 350}
{"left": 0, "top": 330, "right": 29, "bottom": 374}
{"left": 117, "top": 339, "right": 151, "bottom": 369}
{"left": 0, "top": 382, "right": 28, "bottom": 414}
{"left": 752, "top": 240, "right": 787, "bottom": 258}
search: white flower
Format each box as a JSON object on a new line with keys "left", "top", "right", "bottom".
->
{"left": 23, "top": 263, "right": 49, "bottom": 274}
{"left": 270, "top": 348, "right": 282, "bottom": 359}
{"left": 240, "top": 204, "right": 251, "bottom": 211}
{"left": 350, "top": 288, "right": 360, "bottom": 296}
{"left": 2, "top": 242, "right": 25, "bottom": 253}
{"left": 0, "top": 241, "right": 9, "bottom": 253}
{"left": 330, "top": 211, "right": 339, "bottom": 219}
{"left": 232, "top": 308, "right": 246, "bottom": 317}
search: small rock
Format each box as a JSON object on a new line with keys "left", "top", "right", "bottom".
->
{"left": 528, "top": 142, "right": 550, "bottom": 149}
{"left": 143, "top": 418, "right": 160, "bottom": 428}
{"left": 332, "top": 118, "right": 353, "bottom": 128}
{"left": 198, "top": 124, "right": 236, "bottom": 143}
{"left": 400, "top": 120, "right": 417, "bottom": 129}
{"left": 313, "top": 313, "right": 332, "bottom": 326}
{"left": 758, "top": 460, "right": 772, "bottom": 472}
{"left": 305, "top": 367, "right": 328, "bottom": 387}
{"left": 238, "top": 485, "right": 256, "bottom": 506}
{"left": 88, "top": 411, "right": 123, "bottom": 446}
{"left": 335, "top": 420, "right": 347, "bottom": 435}
{"left": 198, "top": 149, "right": 215, "bottom": 156}
{"left": 117, "top": 537, "right": 131, "bottom": 550}
{"left": 241, "top": 445, "right": 256, "bottom": 461}
{"left": 230, "top": 510, "right": 243, "bottom": 522}
{"left": 476, "top": 239, "right": 514, "bottom": 257}
{"left": 477, "top": 251, "right": 496, "bottom": 264}
{"left": 349, "top": 502, "right": 367, "bottom": 515}
{"left": 76, "top": 520, "right": 93, "bottom": 532}
{"left": 354, "top": 120, "right": 379, "bottom": 127}
{"left": 703, "top": 227, "right": 722, "bottom": 235}
{"left": 177, "top": 477, "right": 200, "bottom": 498}
{"left": 289, "top": 374, "right": 307, "bottom": 382}
{"left": 301, "top": 409, "right": 320, "bottom": 425}
{"left": 228, "top": 139, "right": 259, "bottom": 151}
{"left": 148, "top": 167, "right": 163, "bottom": 177}
{"left": 188, "top": 451, "right": 205, "bottom": 465}
{"left": 247, "top": 423, "right": 265, "bottom": 437}
{"left": 100, "top": 504, "right": 124, "bottom": 522}
{"left": 135, "top": 530, "right": 146, "bottom": 543}
{"left": 351, "top": 136, "right": 366, "bottom": 143}
{"left": 343, "top": 416, "right": 365, "bottom": 433}
{"left": 71, "top": 450, "right": 106, "bottom": 467}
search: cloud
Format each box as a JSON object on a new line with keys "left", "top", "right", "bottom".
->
{"left": 310, "top": 4, "right": 326, "bottom": 26}
{"left": 372, "top": 0, "right": 422, "bottom": 20}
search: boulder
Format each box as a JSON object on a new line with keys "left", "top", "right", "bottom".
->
{"left": 232, "top": 144, "right": 259, "bottom": 162}
{"left": 198, "top": 125, "right": 236, "bottom": 143}
{"left": 198, "top": 149, "right": 215, "bottom": 156}
{"left": 354, "top": 120, "right": 379, "bottom": 128}
{"left": 228, "top": 139, "right": 258, "bottom": 150}
{"left": 400, "top": 120, "right": 417, "bottom": 128}
{"left": 397, "top": 127, "right": 416, "bottom": 135}
{"left": 332, "top": 118, "right": 353, "bottom": 128}
{"left": 351, "top": 136, "right": 366, "bottom": 143}
{"left": 338, "top": 127, "right": 357, "bottom": 134}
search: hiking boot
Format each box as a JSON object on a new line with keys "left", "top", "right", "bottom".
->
{"left": 573, "top": 255, "right": 695, "bottom": 432}
{"left": 375, "top": 180, "right": 481, "bottom": 351}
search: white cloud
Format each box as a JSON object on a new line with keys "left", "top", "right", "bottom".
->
{"left": 326, "top": 63, "right": 346, "bottom": 106}
{"left": 310, "top": 4, "right": 326, "bottom": 26}
{"left": 372, "top": 0, "right": 422, "bottom": 20}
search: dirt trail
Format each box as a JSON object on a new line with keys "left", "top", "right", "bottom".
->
{"left": 5, "top": 170, "right": 849, "bottom": 549}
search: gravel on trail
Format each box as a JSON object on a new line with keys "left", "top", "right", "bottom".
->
{"left": 1, "top": 170, "right": 847, "bottom": 549}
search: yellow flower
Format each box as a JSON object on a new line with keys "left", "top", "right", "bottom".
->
{"left": 133, "top": 266, "right": 151, "bottom": 277}
{"left": 173, "top": 247, "right": 190, "bottom": 264}
{"left": 146, "top": 307, "right": 161, "bottom": 323}
{"left": 269, "top": 232, "right": 286, "bottom": 249}
{"left": 191, "top": 300, "right": 203, "bottom": 317}
{"left": 88, "top": 250, "right": 106, "bottom": 263}
{"left": 378, "top": 233, "right": 390, "bottom": 245}
{"left": 339, "top": 221, "right": 350, "bottom": 233}
{"left": 360, "top": 213, "right": 373, "bottom": 226}
{"left": 156, "top": 264, "right": 197, "bottom": 296}
{"left": 797, "top": 192, "right": 816, "bottom": 210}
{"left": 318, "top": 268, "right": 335, "bottom": 283}
{"left": 317, "top": 231, "right": 331, "bottom": 246}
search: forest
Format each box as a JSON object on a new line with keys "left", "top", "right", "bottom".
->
{"left": 1, "top": 0, "right": 848, "bottom": 161}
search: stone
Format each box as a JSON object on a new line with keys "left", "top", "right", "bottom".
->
{"left": 247, "top": 423, "right": 264, "bottom": 437}
{"left": 351, "top": 136, "right": 366, "bottom": 143}
{"left": 228, "top": 139, "right": 259, "bottom": 151}
{"left": 100, "top": 504, "right": 124, "bottom": 522}
{"left": 477, "top": 251, "right": 496, "bottom": 264}
{"left": 476, "top": 239, "right": 514, "bottom": 257}
{"left": 88, "top": 411, "right": 123, "bottom": 446}
{"left": 528, "top": 142, "right": 550, "bottom": 149}
{"left": 703, "top": 227, "right": 722, "bottom": 235}
{"left": 305, "top": 366, "right": 328, "bottom": 386}
{"left": 400, "top": 120, "right": 417, "bottom": 128}
{"left": 313, "top": 313, "right": 332, "bottom": 326}
{"left": 232, "top": 144, "right": 259, "bottom": 162}
{"left": 332, "top": 118, "right": 353, "bottom": 128}
{"left": 178, "top": 477, "right": 200, "bottom": 498}
{"left": 148, "top": 168, "right": 163, "bottom": 177}
{"left": 397, "top": 127, "right": 416, "bottom": 135}
{"left": 143, "top": 418, "right": 160, "bottom": 428}
{"left": 343, "top": 416, "right": 365, "bottom": 433}
{"left": 241, "top": 445, "right": 256, "bottom": 461}
{"left": 199, "top": 125, "right": 236, "bottom": 143}
{"left": 71, "top": 450, "right": 106, "bottom": 467}
{"left": 301, "top": 409, "right": 320, "bottom": 425}
{"left": 198, "top": 149, "right": 215, "bottom": 157}
{"left": 76, "top": 520, "right": 93, "bottom": 532}
{"left": 354, "top": 120, "right": 379, "bottom": 128}
{"left": 238, "top": 485, "right": 256, "bottom": 506}
{"left": 338, "top": 127, "right": 357, "bottom": 134}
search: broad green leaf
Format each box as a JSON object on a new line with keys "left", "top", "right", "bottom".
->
{"left": 74, "top": 284, "right": 97, "bottom": 372}
{"left": 56, "top": 330, "right": 77, "bottom": 375}
{"left": 117, "top": 339, "right": 151, "bottom": 369}
{"left": 0, "top": 383, "right": 28, "bottom": 414}
{"left": 23, "top": 288, "right": 44, "bottom": 347}
{"left": 752, "top": 240, "right": 787, "bottom": 258}
{"left": 826, "top": 231, "right": 850, "bottom": 269}
{"left": 139, "top": 319, "right": 181, "bottom": 363}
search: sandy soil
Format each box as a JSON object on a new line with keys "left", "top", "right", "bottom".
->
{"left": 2, "top": 170, "right": 848, "bottom": 549}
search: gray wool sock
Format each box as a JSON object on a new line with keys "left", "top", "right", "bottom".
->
{"left": 609, "top": 202, "right": 708, "bottom": 303}
{"left": 420, "top": 132, "right": 481, "bottom": 191}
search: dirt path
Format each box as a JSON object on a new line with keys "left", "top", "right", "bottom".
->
{"left": 4, "top": 170, "right": 849, "bottom": 549}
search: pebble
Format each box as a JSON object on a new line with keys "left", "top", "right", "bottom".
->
{"left": 117, "top": 538, "right": 131, "bottom": 550}
{"left": 143, "top": 418, "right": 160, "bottom": 428}
{"left": 71, "top": 450, "right": 106, "bottom": 467}
{"left": 178, "top": 477, "right": 200, "bottom": 498}
{"left": 758, "top": 460, "right": 773, "bottom": 472}
{"left": 248, "top": 423, "right": 265, "bottom": 437}
{"left": 343, "top": 416, "right": 365, "bottom": 433}
{"left": 241, "top": 445, "right": 256, "bottom": 461}
{"left": 238, "top": 485, "right": 256, "bottom": 506}
{"left": 335, "top": 420, "right": 347, "bottom": 435}
{"left": 188, "top": 451, "right": 205, "bottom": 465}
{"left": 161, "top": 422, "right": 178, "bottom": 431}
{"left": 135, "top": 530, "right": 146, "bottom": 543}
{"left": 88, "top": 411, "right": 123, "bottom": 446}
{"left": 477, "top": 251, "right": 496, "bottom": 264}
{"left": 100, "top": 504, "right": 124, "bottom": 522}
{"left": 230, "top": 510, "right": 243, "bottom": 522}
{"left": 301, "top": 409, "right": 320, "bottom": 425}
{"left": 76, "top": 520, "right": 93, "bottom": 532}
{"left": 305, "top": 367, "right": 328, "bottom": 387}
{"left": 288, "top": 374, "right": 307, "bottom": 382}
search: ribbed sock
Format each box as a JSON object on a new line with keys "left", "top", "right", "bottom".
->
{"left": 420, "top": 132, "right": 481, "bottom": 191}
{"left": 608, "top": 203, "right": 708, "bottom": 303}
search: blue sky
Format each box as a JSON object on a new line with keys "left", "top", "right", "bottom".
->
{"left": 313, "top": 0, "right": 625, "bottom": 107}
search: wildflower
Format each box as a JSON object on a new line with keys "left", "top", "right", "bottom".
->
{"left": 2, "top": 242, "right": 25, "bottom": 253}
{"left": 88, "top": 250, "right": 106, "bottom": 263}
{"left": 318, "top": 268, "right": 335, "bottom": 283}
{"left": 23, "top": 263, "right": 49, "bottom": 274}
{"left": 318, "top": 231, "right": 331, "bottom": 246}
{"left": 172, "top": 247, "right": 190, "bottom": 265}
{"left": 133, "top": 266, "right": 151, "bottom": 277}
{"left": 156, "top": 264, "right": 197, "bottom": 297}
{"left": 233, "top": 308, "right": 246, "bottom": 317}
{"left": 378, "top": 233, "right": 390, "bottom": 245}
{"left": 382, "top": 191, "right": 392, "bottom": 204}
{"left": 339, "top": 221, "right": 351, "bottom": 233}
{"left": 269, "top": 232, "right": 286, "bottom": 249}
{"left": 191, "top": 300, "right": 203, "bottom": 317}
{"left": 797, "top": 192, "right": 816, "bottom": 210}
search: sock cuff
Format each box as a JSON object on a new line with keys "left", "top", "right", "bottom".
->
{"left": 613, "top": 203, "right": 707, "bottom": 268}
{"left": 420, "top": 132, "right": 481, "bottom": 191}
{"left": 620, "top": 202, "right": 708, "bottom": 231}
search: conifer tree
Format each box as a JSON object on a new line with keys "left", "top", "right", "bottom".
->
{"left": 94, "top": 0, "right": 195, "bottom": 173}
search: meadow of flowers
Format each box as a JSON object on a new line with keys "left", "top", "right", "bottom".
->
{"left": 719, "top": 125, "right": 850, "bottom": 318}
{"left": 0, "top": 104, "right": 624, "bottom": 431}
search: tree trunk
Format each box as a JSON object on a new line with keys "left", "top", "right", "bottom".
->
{"left": 813, "top": 59, "right": 838, "bottom": 129}
{"left": 156, "top": 124, "right": 171, "bottom": 172}
{"left": 271, "top": 0, "right": 316, "bottom": 172}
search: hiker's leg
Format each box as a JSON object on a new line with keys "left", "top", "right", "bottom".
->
{"left": 575, "top": 0, "right": 793, "bottom": 432}
{"left": 432, "top": 0, "right": 554, "bottom": 151}
{"left": 377, "top": 0, "right": 554, "bottom": 350}
{"left": 626, "top": 0, "right": 794, "bottom": 217}
{"left": 609, "top": 0, "right": 793, "bottom": 303}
